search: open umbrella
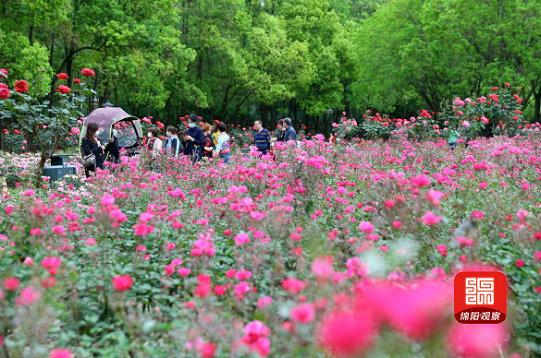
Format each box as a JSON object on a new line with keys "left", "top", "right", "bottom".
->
{"left": 80, "top": 107, "right": 143, "bottom": 148}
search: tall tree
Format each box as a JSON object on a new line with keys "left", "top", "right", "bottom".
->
{"left": 2, "top": 0, "right": 540, "bottom": 128}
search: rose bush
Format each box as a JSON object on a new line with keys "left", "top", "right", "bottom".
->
{"left": 333, "top": 110, "right": 440, "bottom": 142}
{"left": 0, "top": 151, "right": 40, "bottom": 188}
{"left": 0, "top": 69, "right": 95, "bottom": 183}
{"left": 331, "top": 85, "right": 536, "bottom": 143}
{"left": 0, "top": 135, "right": 540, "bottom": 357}
{"left": 333, "top": 111, "right": 398, "bottom": 141}
{"left": 440, "top": 85, "right": 526, "bottom": 139}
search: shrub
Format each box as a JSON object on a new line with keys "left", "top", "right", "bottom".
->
{"left": 0, "top": 69, "right": 94, "bottom": 183}
{"left": 439, "top": 85, "right": 526, "bottom": 139}
{"left": 0, "top": 136, "right": 539, "bottom": 356}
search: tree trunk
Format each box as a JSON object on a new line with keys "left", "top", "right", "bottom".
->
{"left": 232, "top": 93, "right": 251, "bottom": 120}
{"left": 29, "top": 22, "right": 34, "bottom": 44}
{"left": 101, "top": 81, "right": 111, "bottom": 107}
{"left": 259, "top": 104, "right": 270, "bottom": 124}
{"left": 2, "top": 343, "right": 10, "bottom": 358}
{"left": 344, "top": 83, "right": 351, "bottom": 115}
{"left": 530, "top": 78, "right": 541, "bottom": 123}
{"left": 2, "top": 0, "right": 8, "bottom": 18}
{"left": 220, "top": 83, "right": 231, "bottom": 115}
{"left": 51, "top": 44, "right": 102, "bottom": 96}
{"left": 270, "top": 107, "right": 277, "bottom": 124}
{"left": 36, "top": 153, "right": 48, "bottom": 188}
{"left": 114, "top": 85, "right": 119, "bottom": 106}
{"left": 90, "top": 72, "right": 99, "bottom": 111}
{"left": 534, "top": 88, "right": 541, "bottom": 123}
{"left": 49, "top": 36, "right": 55, "bottom": 65}
{"left": 181, "top": 0, "right": 188, "bottom": 37}
{"left": 196, "top": 55, "right": 203, "bottom": 82}
{"left": 66, "top": 44, "right": 75, "bottom": 87}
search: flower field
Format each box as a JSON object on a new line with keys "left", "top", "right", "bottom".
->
{"left": 1, "top": 136, "right": 540, "bottom": 357}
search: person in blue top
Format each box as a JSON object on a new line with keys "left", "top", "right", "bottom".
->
{"left": 283, "top": 117, "right": 297, "bottom": 141}
{"left": 253, "top": 120, "right": 271, "bottom": 154}
{"left": 183, "top": 114, "right": 206, "bottom": 163}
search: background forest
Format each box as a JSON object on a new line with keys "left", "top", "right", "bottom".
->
{"left": 1, "top": 0, "right": 541, "bottom": 131}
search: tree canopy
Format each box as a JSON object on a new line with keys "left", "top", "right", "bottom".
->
{"left": 1, "top": 0, "right": 540, "bottom": 128}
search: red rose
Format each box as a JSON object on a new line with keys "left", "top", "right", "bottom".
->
{"left": 14, "top": 80, "right": 29, "bottom": 93}
{"left": 73, "top": 78, "right": 81, "bottom": 85}
{"left": 419, "top": 109, "right": 432, "bottom": 118}
{"left": 0, "top": 83, "right": 10, "bottom": 100}
{"left": 112, "top": 274, "right": 133, "bottom": 292}
{"left": 3, "top": 277, "right": 20, "bottom": 291}
{"left": 0, "top": 68, "right": 8, "bottom": 78}
{"left": 56, "top": 73, "right": 69, "bottom": 80}
{"left": 56, "top": 85, "right": 71, "bottom": 94}
{"left": 13, "top": 129, "right": 21, "bottom": 135}
{"left": 80, "top": 68, "right": 96, "bottom": 77}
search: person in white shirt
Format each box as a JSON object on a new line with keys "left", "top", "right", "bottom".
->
{"left": 164, "top": 126, "right": 181, "bottom": 157}
{"left": 213, "top": 122, "right": 231, "bottom": 163}
{"left": 146, "top": 127, "right": 163, "bottom": 156}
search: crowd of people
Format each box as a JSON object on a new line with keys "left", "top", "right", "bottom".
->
{"left": 81, "top": 115, "right": 298, "bottom": 176}
{"left": 144, "top": 116, "right": 297, "bottom": 163}
{"left": 80, "top": 110, "right": 482, "bottom": 177}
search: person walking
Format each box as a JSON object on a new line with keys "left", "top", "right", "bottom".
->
{"left": 183, "top": 115, "right": 206, "bottom": 163}
{"left": 283, "top": 117, "right": 298, "bottom": 141}
{"left": 164, "top": 126, "right": 181, "bottom": 157}
{"left": 81, "top": 122, "right": 105, "bottom": 177}
{"left": 213, "top": 122, "right": 231, "bottom": 163}
{"left": 253, "top": 120, "right": 271, "bottom": 154}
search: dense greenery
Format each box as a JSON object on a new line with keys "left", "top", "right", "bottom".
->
{"left": 1, "top": 0, "right": 540, "bottom": 128}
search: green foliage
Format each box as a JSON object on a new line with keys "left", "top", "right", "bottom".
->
{"left": 0, "top": 0, "right": 359, "bottom": 124}
{"left": 244, "top": 14, "right": 313, "bottom": 106}
{"left": 351, "top": 0, "right": 541, "bottom": 119}
{"left": 333, "top": 111, "right": 397, "bottom": 140}
{"left": 0, "top": 75, "right": 94, "bottom": 182}
{"left": 439, "top": 86, "right": 526, "bottom": 139}
{"left": 1, "top": 137, "right": 540, "bottom": 355}
{"left": 1, "top": 0, "right": 541, "bottom": 128}
{"left": 0, "top": 32, "right": 53, "bottom": 95}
